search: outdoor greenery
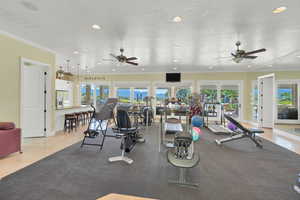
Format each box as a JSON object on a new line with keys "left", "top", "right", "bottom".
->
{"left": 176, "top": 88, "right": 191, "bottom": 104}
{"left": 201, "top": 89, "right": 217, "bottom": 103}
{"left": 278, "top": 91, "right": 293, "bottom": 105}
{"left": 221, "top": 89, "right": 239, "bottom": 111}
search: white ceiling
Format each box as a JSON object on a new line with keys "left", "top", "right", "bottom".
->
{"left": 1, "top": 0, "right": 300, "bottom": 74}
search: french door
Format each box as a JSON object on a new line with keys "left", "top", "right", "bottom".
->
{"left": 199, "top": 81, "right": 243, "bottom": 120}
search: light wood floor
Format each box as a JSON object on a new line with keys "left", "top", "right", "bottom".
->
{"left": 1, "top": 124, "right": 300, "bottom": 179}
{"left": 0, "top": 126, "right": 85, "bottom": 179}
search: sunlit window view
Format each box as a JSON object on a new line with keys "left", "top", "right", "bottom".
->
{"left": 221, "top": 85, "right": 239, "bottom": 118}
{"left": 96, "top": 85, "right": 109, "bottom": 104}
{"left": 156, "top": 88, "right": 170, "bottom": 106}
{"left": 277, "top": 84, "right": 298, "bottom": 120}
{"left": 80, "top": 84, "right": 94, "bottom": 105}
{"left": 133, "top": 88, "right": 148, "bottom": 105}
{"left": 175, "top": 87, "right": 191, "bottom": 104}
{"left": 200, "top": 85, "right": 218, "bottom": 103}
{"left": 117, "top": 88, "right": 131, "bottom": 103}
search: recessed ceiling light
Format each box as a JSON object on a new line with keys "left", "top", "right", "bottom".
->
{"left": 97, "top": 62, "right": 101, "bottom": 65}
{"left": 268, "top": 64, "right": 273, "bottom": 67}
{"left": 173, "top": 59, "right": 178, "bottom": 63}
{"left": 141, "top": 68, "right": 145, "bottom": 71}
{"left": 173, "top": 16, "right": 182, "bottom": 23}
{"left": 92, "top": 24, "right": 101, "bottom": 30}
{"left": 73, "top": 51, "right": 79, "bottom": 54}
{"left": 173, "top": 67, "right": 177, "bottom": 70}
{"left": 272, "top": 6, "right": 287, "bottom": 14}
{"left": 112, "top": 69, "right": 116, "bottom": 72}
{"left": 248, "top": 65, "right": 251, "bottom": 68}
{"left": 209, "top": 66, "right": 213, "bottom": 69}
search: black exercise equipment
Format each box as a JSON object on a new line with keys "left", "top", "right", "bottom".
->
{"left": 108, "top": 107, "right": 145, "bottom": 164}
{"left": 215, "top": 114, "right": 264, "bottom": 148}
{"left": 203, "top": 103, "right": 230, "bottom": 135}
{"left": 167, "top": 132, "right": 200, "bottom": 188}
{"left": 80, "top": 98, "right": 118, "bottom": 150}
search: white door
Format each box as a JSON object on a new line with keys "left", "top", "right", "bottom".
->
{"left": 22, "top": 64, "right": 46, "bottom": 137}
{"left": 258, "top": 74, "right": 275, "bottom": 128}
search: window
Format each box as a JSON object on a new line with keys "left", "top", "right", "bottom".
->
{"left": 156, "top": 88, "right": 170, "bottom": 106}
{"left": 117, "top": 88, "right": 131, "bottom": 103}
{"left": 175, "top": 87, "right": 191, "bottom": 104}
{"left": 277, "top": 84, "right": 298, "bottom": 120}
{"left": 133, "top": 88, "right": 148, "bottom": 105}
{"left": 96, "top": 85, "right": 109, "bottom": 104}
{"left": 200, "top": 85, "right": 218, "bottom": 103}
{"left": 221, "top": 85, "right": 239, "bottom": 118}
{"left": 80, "top": 84, "right": 94, "bottom": 105}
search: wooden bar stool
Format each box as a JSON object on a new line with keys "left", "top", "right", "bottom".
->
{"left": 64, "top": 114, "right": 77, "bottom": 132}
{"left": 74, "top": 112, "right": 83, "bottom": 127}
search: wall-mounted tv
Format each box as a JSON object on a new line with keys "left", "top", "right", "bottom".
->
{"left": 166, "top": 73, "right": 181, "bottom": 82}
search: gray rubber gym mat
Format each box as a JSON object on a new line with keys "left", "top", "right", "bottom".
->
{"left": 0, "top": 125, "right": 299, "bottom": 200}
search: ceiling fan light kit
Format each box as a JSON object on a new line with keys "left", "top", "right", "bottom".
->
{"left": 109, "top": 48, "right": 139, "bottom": 66}
{"left": 231, "top": 41, "right": 266, "bottom": 63}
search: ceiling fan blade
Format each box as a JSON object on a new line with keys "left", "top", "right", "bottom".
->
{"left": 126, "top": 57, "right": 138, "bottom": 61}
{"left": 102, "top": 58, "right": 114, "bottom": 61}
{"left": 110, "top": 53, "right": 118, "bottom": 59}
{"left": 244, "top": 55, "right": 258, "bottom": 59}
{"left": 126, "top": 61, "right": 138, "bottom": 66}
{"left": 244, "top": 48, "right": 266, "bottom": 55}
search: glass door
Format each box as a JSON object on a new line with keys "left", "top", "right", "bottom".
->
{"left": 200, "top": 85, "right": 218, "bottom": 103}
{"left": 134, "top": 88, "right": 149, "bottom": 105}
{"left": 276, "top": 81, "right": 300, "bottom": 123}
{"left": 251, "top": 81, "right": 259, "bottom": 122}
{"left": 117, "top": 88, "right": 131, "bottom": 103}
{"left": 175, "top": 87, "right": 191, "bottom": 104}
{"left": 220, "top": 85, "right": 240, "bottom": 119}
{"left": 96, "top": 85, "right": 109, "bottom": 104}
{"left": 156, "top": 88, "right": 170, "bottom": 106}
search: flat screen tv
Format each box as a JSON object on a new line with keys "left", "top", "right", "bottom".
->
{"left": 166, "top": 73, "right": 181, "bottom": 82}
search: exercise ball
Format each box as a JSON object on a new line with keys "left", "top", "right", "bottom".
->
{"left": 191, "top": 115, "right": 203, "bottom": 127}
{"left": 227, "top": 122, "right": 237, "bottom": 131}
{"left": 191, "top": 127, "right": 202, "bottom": 141}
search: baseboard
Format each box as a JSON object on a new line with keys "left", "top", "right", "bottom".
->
{"left": 273, "top": 128, "right": 300, "bottom": 142}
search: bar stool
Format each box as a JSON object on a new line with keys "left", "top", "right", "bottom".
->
{"left": 64, "top": 114, "right": 77, "bottom": 132}
{"left": 88, "top": 110, "right": 94, "bottom": 120}
{"left": 82, "top": 112, "right": 90, "bottom": 125}
{"left": 74, "top": 112, "right": 83, "bottom": 127}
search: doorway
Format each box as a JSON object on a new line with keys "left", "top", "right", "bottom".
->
{"left": 20, "top": 58, "right": 50, "bottom": 138}
{"left": 257, "top": 74, "right": 275, "bottom": 128}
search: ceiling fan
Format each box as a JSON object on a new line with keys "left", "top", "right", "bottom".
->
{"left": 105, "top": 48, "right": 138, "bottom": 66}
{"left": 230, "top": 41, "right": 266, "bottom": 63}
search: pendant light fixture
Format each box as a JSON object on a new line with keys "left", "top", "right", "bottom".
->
{"left": 64, "top": 60, "right": 73, "bottom": 76}
{"left": 56, "top": 66, "right": 64, "bottom": 79}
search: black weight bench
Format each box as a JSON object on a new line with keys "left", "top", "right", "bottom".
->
{"left": 215, "top": 114, "right": 263, "bottom": 148}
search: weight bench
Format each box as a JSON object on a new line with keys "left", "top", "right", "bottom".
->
{"left": 215, "top": 114, "right": 263, "bottom": 148}
{"left": 167, "top": 132, "right": 200, "bottom": 188}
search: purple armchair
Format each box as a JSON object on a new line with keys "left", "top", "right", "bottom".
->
{"left": 0, "top": 122, "right": 22, "bottom": 157}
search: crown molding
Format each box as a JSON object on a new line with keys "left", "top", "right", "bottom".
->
{"left": 0, "top": 30, "right": 57, "bottom": 55}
